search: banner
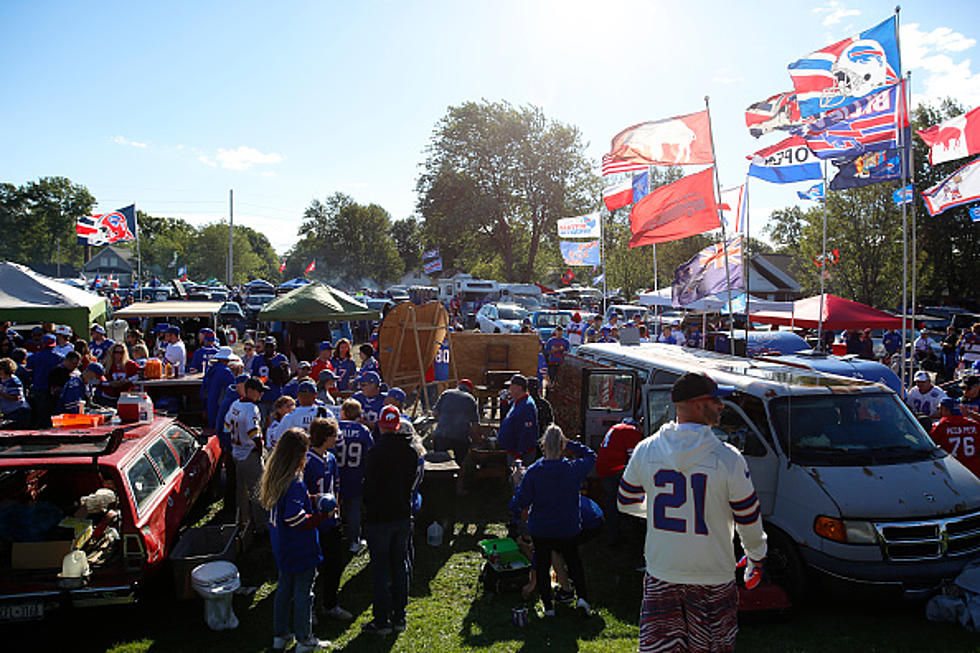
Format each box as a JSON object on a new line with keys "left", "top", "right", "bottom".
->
{"left": 632, "top": 170, "right": 650, "bottom": 203}
{"left": 788, "top": 15, "right": 900, "bottom": 117}
{"left": 922, "top": 156, "right": 980, "bottom": 217}
{"left": 797, "top": 183, "right": 825, "bottom": 201}
{"left": 560, "top": 240, "right": 601, "bottom": 267}
{"left": 177, "top": 266, "right": 186, "bottom": 277}
{"left": 671, "top": 237, "right": 744, "bottom": 308}
{"left": 557, "top": 212, "right": 601, "bottom": 238}
{"left": 279, "top": 259, "right": 286, "bottom": 273}
{"left": 829, "top": 147, "right": 903, "bottom": 190}
{"left": 607, "top": 111, "right": 713, "bottom": 168}
{"left": 747, "top": 135, "right": 822, "bottom": 184}
{"left": 629, "top": 167, "right": 721, "bottom": 247}
{"left": 305, "top": 260, "right": 316, "bottom": 275}
{"left": 795, "top": 82, "right": 908, "bottom": 159}
{"left": 601, "top": 153, "right": 648, "bottom": 176}
{"left": 422, "top": 247, "right": 440, "bottom": 261}
{"left": 423, "top": 257, "right": 443, "bottom": 274}
{"left": 592, "top": 272, "right": 605, "bottom": 285}
{"left": 892, "top": 184, "right": 913, "bottom": 205}
{"left": 971, "top": 207, "right": 980, "bottom": 223}
{"left": 917, "top": 106, "right": 980, "bottom": 165}
{"left": 76, "top": 204, "right": 137, "bottom": 246}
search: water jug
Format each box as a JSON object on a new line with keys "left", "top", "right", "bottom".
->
{"left": 426, "top": 521, "right": 443, "bottom": 547}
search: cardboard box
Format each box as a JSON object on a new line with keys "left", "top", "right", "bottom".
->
{"left": 11, "top": 541, "right": 73, "bottom": 570}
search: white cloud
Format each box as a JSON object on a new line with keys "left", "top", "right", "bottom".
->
{"left": 111, "top": 135, "right": 148, "bottom": 148}
{"left": 812, "top": 1, "right": 860, "bottom": 27}
{"left": 197, "top": 155, "right": 217, "bottom": 168}
{"left": 902, "top": 23, "right": 980, "bottom": 109}
{"left": 212, "top": 146, "right": 284, "bottom": 171}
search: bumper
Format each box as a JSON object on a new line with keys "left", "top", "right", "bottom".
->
{"left": 0, "top": 584, "right": 137, "bottom": 621}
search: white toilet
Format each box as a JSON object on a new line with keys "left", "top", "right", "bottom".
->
{"left": 190, "top": 560, "right": 241, "bottom": 631}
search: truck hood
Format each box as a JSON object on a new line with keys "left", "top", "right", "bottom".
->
{"left": 805, "top": 455, "right": 980, "bottom": 520}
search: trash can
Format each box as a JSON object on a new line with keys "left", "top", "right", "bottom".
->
{"left": 170, "top": 523, "right": 241, "bottom": 600}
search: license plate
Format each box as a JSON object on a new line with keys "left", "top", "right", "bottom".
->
{"left": 0, "top": 602, "right": 44, "bottom": 621}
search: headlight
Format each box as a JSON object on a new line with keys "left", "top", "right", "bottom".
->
{"left": 813, "top": 515, "right": 878, "bottom": 544}
{"left": 843, "top": 519, "right": 878, "bottom": 544}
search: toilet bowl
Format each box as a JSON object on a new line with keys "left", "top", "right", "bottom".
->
{"left": 190, "top": 560, "right": 241, "bottom": 630}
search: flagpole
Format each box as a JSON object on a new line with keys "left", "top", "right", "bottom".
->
{"left": 907, "top": 72, "right": 918, "bottom": 387}
{"left": 893, "top": 4, "right": 910, "bottom": 390}
{"left": 818, "top": 161, "right": 827, "bottom": 348}
{"left": 743, "top": 176, "right": 750, "bottom": 344}
{"left": 135, "top": 207, "right": 142, "bottom": 288}
{"left": 705, "top": 95, "right": 736, "bottom": 354}
{"left": 227, "top": 189, "right": 234, "bottom": 287}
{"left": 601, "top": 211, "right": 607, "bottom": 315}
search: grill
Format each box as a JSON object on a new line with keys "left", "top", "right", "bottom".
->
{"left": 875, "top": 510, "right": 980, "bottom": 561}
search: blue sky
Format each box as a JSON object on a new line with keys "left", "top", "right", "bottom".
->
{"left": 1, "top": 1, "right": 978, "bottom": 254}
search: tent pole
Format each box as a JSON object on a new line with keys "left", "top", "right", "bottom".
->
{"left": 743, "top": 177, "right": 750, "bottom": 343}
{"left": 818, "top": 160, "right": 827, "bottom": 349}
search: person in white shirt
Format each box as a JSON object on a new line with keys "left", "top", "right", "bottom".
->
{"left": 906, "top": 370, "right": 947, "bottom": 417}
{"left": 265, "top": 394, "right": 296, "bottom": 451}
{"left": 277, "top": 381, "right": 328, "bottom": 435}
{"left": 225, "top": 377, "right": 267, "bottom": 531}
{"left": 657, "top": 325, "right": 679, "bottom": 345}
{"left": 163, "top": 326, "right": 187, "bottom": 375}
{"left": 53, "top": 326, "right": 75, "bottom": 358}
{"left": 619, "top": 372, "right": 767, "bottom": 653}
{"left": 914, "top": 331, "right": 933, "bottom": 359}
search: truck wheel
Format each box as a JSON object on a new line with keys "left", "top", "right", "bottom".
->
{"left": 765, "top": 529, "right": 808, "bottom": 603}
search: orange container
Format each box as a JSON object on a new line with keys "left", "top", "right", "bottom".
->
{"left": 52, "top": 413, "right": 106, "bottom": 428}
{"left": 143, "top": 359, "right": 163, "bottom": 380}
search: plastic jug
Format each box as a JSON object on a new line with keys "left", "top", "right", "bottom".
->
{"left": 426, "top": 521, "right": 444, "bottom": 547}
{"left": 60, "top": 550, "right": 90, "bottom": 578}
{"left": 143, "top": 359, "right": 163, "bottom": 380}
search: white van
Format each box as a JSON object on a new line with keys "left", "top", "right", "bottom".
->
{"left": 551, "top": 342, "right": 980, "bottom": 598}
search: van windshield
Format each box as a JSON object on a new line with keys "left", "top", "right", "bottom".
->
{"left": 769, "top": 393, "right": 943, "bottom": 466}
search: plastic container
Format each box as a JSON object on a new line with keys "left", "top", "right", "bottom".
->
{"left": 118, "top": 392, "right": 154, "bottom": 423}
{"left": 143, "top": 359, "right": 163, "bottom": 380}
{"left": 170, "top": 524, "right": 241, "bottom": 600}
{"left": 426, "top": 521, "right": 444, "bottom": 547}
{"left": 52, "top": 413, "right": 106, "bottom": 428}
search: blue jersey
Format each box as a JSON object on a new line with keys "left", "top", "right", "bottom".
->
{"left": 331, "top": 357, "right": 358, "bottom": 391}
{"left": 303, "top": 450, "right": 340, "bottom": 532}
{"left": 269, "top": 479, "right": 322, "bottom": 574}
{"left": 545, "top": 337, "right": 570, "bottom": 365}
{"left": 204, "top": 363, "right": 235, "bottom": 430}
{"left": 360, "top": 357, "right": 379, "bottom": 376}
{"left": 188, "top": 345, "right": 218, "bottom": 373}
{"left": 1, "top": 376, "right": 28, "bottom": 415}
{"left": 882, "top": 331, "right": 902, "bottom": 354}
{"left": 497, "top": 395, "right": 538, "bottom": 456}
{"left": 89, "top": 338, "right": 114, "bottom": 361}
{"left": 351, "top": 391, "right": 386, "bottom": 425}
{"left": 335, "top": 420, "right": 375, "bottom": 500}
{"left": 215, "top": 384, "right": 239, "bottom": 448}
{"left": 58, "top": 376, "right": 88, "bottom": 413}
{"left": 252, "top": 353, "right": 287, "bottom": 401}
{"left": 537, "top": 353, "right": 548, "bottom": 382}
{"left": 27, "top": 348, "right": 63, "bottom": 393}
{"left": 434, "top": 338, "right": 450, "bottom": 382}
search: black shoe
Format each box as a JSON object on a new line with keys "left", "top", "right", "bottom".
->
{"left": 393, "top": 618, "right": 407, "bottom": 632}
{"left": 363, "top": 620, "right": 392, "bottom": 635}
{"left": 554, "top": 588, "right": 575, "bottom": 604}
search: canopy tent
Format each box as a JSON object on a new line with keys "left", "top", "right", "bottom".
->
{"left": 636, "top": 288, "right": 793, "bottom": 313}
{"left": 257, "top": 282, "right": 379, "bottom": 322}
{"left": 749, "top": 294, "right": 902, "bottom": 330}
{"left": 0, "top": 262, "right": 108, "bottom": 336}
{"left": 279, "top": 277, "right": 311, "bottom": 290}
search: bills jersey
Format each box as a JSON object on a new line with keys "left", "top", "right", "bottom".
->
{"left": 277, "top": 403, "right": 329, "bottom": 434}
{"left": 335, "top": 420, "right": 375, "bottom": 500}
{"left": 89, "top": 338, "right": 115, "bottom": 360}
{"left": 304, "top": 450, "right": 340, "bottom": 531}
{"left": 351, "top": 391, "right": 386, "bottom": 425}
{"left": 906, "top": 385, "right": 947, "bottom": 415}
{"left": 225, "top": 399, "right": 261, "bottom": 461}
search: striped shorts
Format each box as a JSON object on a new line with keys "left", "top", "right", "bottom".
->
{"left": 639, "top": 573, "right": 737, "bottom": 653}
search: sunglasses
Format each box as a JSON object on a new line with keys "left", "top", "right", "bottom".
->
{"left": 113, "top": 350, "right": 124, "bottom": 354}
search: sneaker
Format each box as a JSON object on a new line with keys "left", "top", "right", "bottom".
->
{"left": 272, "top": 634, "right": 295, "bottom": 651}
{"left": 323, "top": 605, "right": 353, "bottom": 621}
{"left": 362, "top": 620, "right": 392, "bottom": 635}
{"left": 295, "top": 636, "right": 331, "bottom": 652}
{"left": 554, "top": 588, "right": 575, "bottom": 604}
{"left": 393, "top": 617, "right": 407, "bottom": 632}
{"left": 576, "top": 598, "right": 592, "bottom": 617}
{"left": 349, "top": 538, "right": 367, "bottom": 553}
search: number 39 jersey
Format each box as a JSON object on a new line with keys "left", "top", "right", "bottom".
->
{"left": 619, "top": 421, "right": 767, "bottom": 585}
{"left": 335, "top": 420, "right": 375, "bottom": 500}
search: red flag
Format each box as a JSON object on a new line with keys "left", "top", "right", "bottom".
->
{"left": 917, "top": 106, "right": 980, "bottom": 165}
{"left": 602, "top": 180, "right": 633, "bottom": 211}
{"left": 561, "top": 269, "right": 574, "bottom": 285}
{"left": 628, "top": 167, "right": 721, "bottom": 248}
{"left": 279, "top": 259, "right": 286, "bottom": 273}
{"left": 608, "top": 111, "right": 713, "bottom": 168}
{"left": 305, "top": 260, "right": 316, "bottom": 275}
{"left": 601, "top": 154, "right": 649, "bottom": 176}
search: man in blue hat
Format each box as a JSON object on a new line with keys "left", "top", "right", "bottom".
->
{"left": 58, "top": 362, "right": 107, "bottom": 414}
{"left": 276, "top": 380, "right": 329, "bottom": 438}
{"left": 497, "top": 374, "right": 539, "bottom": 465}
{"left": 188, "top": 328, "right": 219, "bottom": 373}
{"left": 352, "top": 371, "right": 386, "bottom": 428}
{"left": 26, "top": 333, "right": 63, "bottom": 427}
{"left": 151, "top": 323, "right": 170, "bottom": 357}
{"left": 202, "top": 347, "right": 240, "bottom": 431}
{"left": 89, "top": 324, "right": 114, "bottom": 360}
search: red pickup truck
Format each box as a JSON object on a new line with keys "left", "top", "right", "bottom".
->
{"left": 0, "top": 417, "right": 221, "bottom": 621}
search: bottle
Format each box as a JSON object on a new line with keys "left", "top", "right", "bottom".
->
{"left": 165, "top": 361, "right": 173, "bottom": 378}
{"left": 427, "top": 521, "right": 443, "bottom": 547}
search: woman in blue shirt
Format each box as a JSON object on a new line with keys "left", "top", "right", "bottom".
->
{"left": 0, "top": 357, "right": 31, "bottom": 428}
{"left": 330, "top": 339, "right": 358, "bottom": 391}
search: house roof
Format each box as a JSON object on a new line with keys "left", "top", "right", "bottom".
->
{"left": 83, "top": 246, "right": 135, "bottom": 272}
{"left": 748, "top": 254, "right": 802, "bottom": 293}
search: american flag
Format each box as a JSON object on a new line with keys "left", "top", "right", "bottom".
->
{"left": 601, "top": 154, "right": 649, "bottom": 176}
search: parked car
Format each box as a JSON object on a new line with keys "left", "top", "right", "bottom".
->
{"left": 531, "top": 310, "right": 573, "bottom": 341}
{"left": 133, "top": 287, "right": 173, "bottom": 303}
{"left": 605, "top": 304, "right": 652, "bottom": 325}
{"left": 476, "top": 303, "right": 528, "bottom": 333}
{"left": 0, "top": 417, "right": 221, "bottom": 620}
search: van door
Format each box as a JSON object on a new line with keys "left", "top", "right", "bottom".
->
{"left": 643, "top": 385, "right": 677, "bottom": 437}
{"left": 580, "top": 368, "right": 638, "bottom": 451}
{"left": 714, "top": 400, "right": 778, "bottom": 515}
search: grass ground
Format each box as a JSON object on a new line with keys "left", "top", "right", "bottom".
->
{"left": 4, "top": 479, "right": 980, "bottom": 652}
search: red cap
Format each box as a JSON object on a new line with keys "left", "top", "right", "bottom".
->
{"left": 458, "top": 378, "right": 474, "bottom": 391}
{"left": 379, "top": 405, "right": 401, "bottom": 431}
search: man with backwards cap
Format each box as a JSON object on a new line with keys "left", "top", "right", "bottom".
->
{"left": 930, "top": 397, "right": 980, "bottom": 479}
{"left": 53, "top": 326, "right": 75, "bottom": 357}
{"left": 187, "top": 328, "right": 219, "bottom": 373}
{"left": 225, "top": 376, "right": 269, "bottom": 531}
{"left": 162, "top": 326, "right": 187, "bottom": 375}
{"left": 497, "top": 374, "right": 539, "bottom": 466}
{"left": 618, "top": 372, "right": 766, "bottom": 653}
{"left": 89, "top": 323, "right": 115, "bottom": 360}
{"left": 352, "top": 371, "right": 386, "bottom": 428}
{"left": 905, "top": 370, "right": 947, "bottom": 418}
{"left": 310, "top": 341, "right": 335, "bottom": 382}
{"left": 58, "top": 362, "right": 107, "bottom": 414}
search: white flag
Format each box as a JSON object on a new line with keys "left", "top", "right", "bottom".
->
{"left": 557, "top": 212, "right": 601, "bottom": 239}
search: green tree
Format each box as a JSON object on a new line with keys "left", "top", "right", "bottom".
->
{"left": 0, "top": 177, "right": 95, "bottom": 268}
{"left": 765, "top": 207, "right": 805, "bottom": 252}
{"left": 391, "top": 216, "right": 424, "bottom": 274}
{"left": 184, "top": 222, "right": 278, "bottom": 285}
{"left": 417, "top": 101, "right": 594, "bottom": 281}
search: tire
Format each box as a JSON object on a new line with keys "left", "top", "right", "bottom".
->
{"left": 765, "top": 528, "right": 808, "bottom": 603}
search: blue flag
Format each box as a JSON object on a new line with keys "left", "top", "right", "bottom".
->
{"left": 797, "top": 183, "right": 825, "bottom": 201}
{"left": 672, "top": 237, "right": 744, "bottom": 308}
{"left": 560, "top": 240, "right": 601, "bottom": 267}
{"left": 830, "top": 148, "right": 904, "bottom": 190}
{"left": 794, "top": 83, "right": 908, "bottom": 160}
{"left": 632, "top": 171, "right": 649, "bottom": 203}
{"left": 970, "top": 207, "right": 980, "bottom": 223}
{"left": 177, "top": 266, "right": 186, "bottom": 277}
{"left": 892, "top": 184, "right": 913, "bottom": 205}
{"left": 747, "top": 135, "right": 822, "bottom": 184}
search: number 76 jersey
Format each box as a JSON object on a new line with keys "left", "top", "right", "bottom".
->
{"left": 930, "top": 415, "right": 980, "bottom": 478}
{"left": 334, "top": 420, "right": 375, "bottom": 501}
{"left": 619, "top": 421, "right": 767, "bottom": 585}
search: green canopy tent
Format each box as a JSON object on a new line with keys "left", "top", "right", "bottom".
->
{"left": 257, "top": 281, "right": 379, "bottom": 322}
{"left": 0, "top": 262, "right": 109, "bottom": 336}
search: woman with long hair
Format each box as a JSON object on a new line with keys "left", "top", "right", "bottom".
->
{"left": 509, "top": 424, "right": 596, "bottom": 617}
{"left": 259, "top": 428, "right": 330, "bottom": 652}
{"left": 330, "top": 338, "right": 357, "bottom": 391}
{"left": 74, "top": 339, "right": 97, "bottom": 369}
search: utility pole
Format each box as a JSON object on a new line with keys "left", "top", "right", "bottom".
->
{"left": 227, "top": 189, "right": 234, "bottom": 286}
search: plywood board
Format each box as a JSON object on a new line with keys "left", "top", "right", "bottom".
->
{"left": 448, "top": 333, "right": 540, "bottom": 386}
{"left": 377, "top": 301, "right": 448, "bottom": 393}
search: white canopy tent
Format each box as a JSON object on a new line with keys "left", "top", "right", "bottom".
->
{"left": 636, "top": 288, "right": 794, "bottom": 313}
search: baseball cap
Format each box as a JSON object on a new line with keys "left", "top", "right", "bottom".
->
{"left": 358, "top": 371, "right": 381, "bottom": 386}
{"left": 41, "top": 333, "right": 56, "bottom": 346}
{"left": 572, "top": 312, "right": 581, "bottom": 322}
{"left": 508, "top": 374, "right": 528, "bottom": 390}
{"left": 671, "top": 372, "right": 734, "bottom": 403}
{"left": 318, "top": 341, "right": 334, "bottom": 351}
{"left": 202, "top": 332, "right": 216, "bottom": 343}
{"left": 297, "top": 360, "right": 312, "bottom": 370}
{"left": 55, "top": 325, "right": 72, "bottom": 337}
{"left": 378, "top": 405, "right": 401, "bottom": 431}
{"left": 940, "top": 397, "right": 962, "bottom": 415}
{"left": 318, "top": 369, "right": 338, "bottom": 382}
{"left": 387, "top": 387, "right": 407, "bottom": 404}
{"left": 234, "top": 374, "right": 250, "bottom": 385}
{"left": 297, "top": 380, "right": 317, "bottom": 394}
{"left": 153, "top": 323, "right": 170, "bottom": 334}
{"left": 244, "top": 377, "right": 269, "bottom": 393}
{"left": 166, "top": 326, "right": 181, "bottom": 336}
{"left": 914, "top": 370, "right": 931, "bottom": 382}
{"left": 264, "top": 336, "right": 277, "bottom": 345}
{"left": 458, "top": 378, "right": 474, "bottom": 391}
{"left": 90, "top": 324, "right": 106, "bottom": 334}
{"left": 199, "top": 327, "right": 215, "bottom": 336}
{"left": 86, "top": 362, "right": 106, "bottom": 377}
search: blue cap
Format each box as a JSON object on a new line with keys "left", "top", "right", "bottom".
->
{"left": 297, "top": 380, "right": 317, "bottom": 394}
{"left": 318, "top": 369, "right": 338, "bottom": 381}
{"left": 358, "top": 371, "right": 381, "bottom": 385}
{"left": 166, "top": 326, "right": 181, "bottom": 335}
{"left": 235, "top": 373, "right": 250, "bottom": 384}
{"left": 153, "top": 323, "right": 170, "bottom": 333}
{"left": 32, "top": 326, "right": 43, "bottom": 334}
{"left": 318, "top": 341, "right": 334, "bottom": 351}
{"left": 940, "top": 397, "right": 962, "bottom": 414}
{"left": 90, "top": 324, "right": 106, "bottom": 334}
{"left": 199, "top": 327, "right": 215, "bottom": 335}
{"left": 42, "top": 333, "right": 56, "bottom": 346}
{"left": 203, "top": 333, "right": 216, "bottom": 343}
{"left": 86, "top": 362, "right": 106, "bottom": 376}
{"left": 387, "top": 387, "right": 406, "bottom": 404}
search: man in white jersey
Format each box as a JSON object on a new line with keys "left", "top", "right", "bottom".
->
{"left": 225, "top": 376, "right": 267, "bottom": 531}
{"left": 619, "top": 372, "right": 766, "bottom": 653}
{"left": 276, "top": 381, "right": 329, "bottom": 438}
{"left": 905, "top": 370, "right": 947, "bottom": 418}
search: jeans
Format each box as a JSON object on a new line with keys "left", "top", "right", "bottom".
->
{"left": 343, "top": 495, "right": 363, "bottom": 544}
{"left": 318, "top": 527, "right": 344, "bottom": 610}
{"left": 273, "top": 565, "right": 317, "bottom": 641}
{"left": 365, "top": 519, "right": 412, "bottom": 625}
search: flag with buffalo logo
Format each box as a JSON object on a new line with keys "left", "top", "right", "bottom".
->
{"left": 76, "top": 204, "right": 137, "bottom": 246}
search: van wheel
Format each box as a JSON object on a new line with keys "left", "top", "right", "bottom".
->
{"left": 765, "top": 529, "right": 808, "bottom": 603}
